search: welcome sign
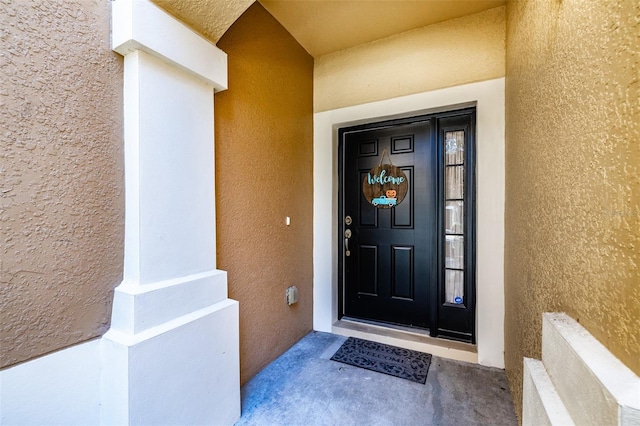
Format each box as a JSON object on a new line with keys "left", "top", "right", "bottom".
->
{"left": 362, "top": 162, "right": 408, "bottom": 209}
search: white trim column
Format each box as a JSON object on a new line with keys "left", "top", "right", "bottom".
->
{"left": 102, "top": 1, "right": 239, "bottom": 424}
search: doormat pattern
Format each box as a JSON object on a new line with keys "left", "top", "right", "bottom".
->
{"left": 330, "top": 337, "right": 432, "bottom": 384}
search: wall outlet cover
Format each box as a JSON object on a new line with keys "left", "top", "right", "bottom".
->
{"left": 286, "top": 286, "right": 298, "bottom": 305}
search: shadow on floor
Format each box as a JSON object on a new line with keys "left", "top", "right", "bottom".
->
{"left": 235, "top": 332, "right": 517, "bottom": 426}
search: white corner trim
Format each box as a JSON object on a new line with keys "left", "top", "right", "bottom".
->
{"left": 111, "top": 0, "right": 227, "bottom": 91}
{"left": 313, "top": 78, "right": 506, "bottom": 369}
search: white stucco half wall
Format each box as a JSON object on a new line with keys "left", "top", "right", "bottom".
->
{"left": 0, "top": 340, "right": 101, "bottom": 425}
{"left": 313, "top": 78, "right": 506, "bottom": 368}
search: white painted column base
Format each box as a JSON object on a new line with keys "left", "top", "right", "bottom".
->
{"left": 101, "top": 298, "right": 239, "bottom": 426}
{"left": 101, "top": 271, "right": 240, "bottom": 425}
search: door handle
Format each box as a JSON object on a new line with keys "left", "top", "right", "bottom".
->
{"left": 344, "top": 229, "right": 352, "bottom": 257}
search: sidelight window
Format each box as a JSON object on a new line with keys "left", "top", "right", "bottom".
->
{"left": 444, "top": 130, "right": 465, "bottom": 305}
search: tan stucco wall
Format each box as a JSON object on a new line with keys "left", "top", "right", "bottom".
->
{"left": 504, "top": 0, "right": 640, "bottom": 419}
{"left": 1, "top": 0, "right": 124, "bottom": 368}
{"left": 215, "top": 3, "right": 314, "bottom": 385}
{"left": 314, "top": 6, "right": 505, "bottom": 112}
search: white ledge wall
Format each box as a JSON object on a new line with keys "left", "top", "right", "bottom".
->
{"left": 523, "top": 313, "right": 640, "bottom": 426}
{"left": 103, "top": 1, "right": 239, "bottom": 425}
{"left": 313, "top": 78, "right": 506, "bottom": 368}
{"left": 0, "top": 340, "right": 102, "bottom": 425}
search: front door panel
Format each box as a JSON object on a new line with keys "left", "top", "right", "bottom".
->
{"left": 343, "top": 123, "right": 435, "bottom": 328}
{"left": 339, "top": 109, "right": 476, "bottom": 342}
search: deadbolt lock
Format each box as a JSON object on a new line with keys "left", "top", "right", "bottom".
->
{"left": 345, "top": 215, "right": 352, "bottom": 225}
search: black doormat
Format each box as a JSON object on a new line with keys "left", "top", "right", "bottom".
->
{"left": 330, "top": 337, "right": 432, "bottom": 384}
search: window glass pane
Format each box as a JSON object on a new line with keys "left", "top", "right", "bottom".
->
{"left": 445, "top": 201, "right": 464, "bottom": 234}
{"left": 445, "top": 235, "right": 464, "bottom": 269}
{"left": 443, "top": 130, "right": 467, "bottom": 307}
{"left": 445, "top": 131, "right": 465, "bottom": 165}
{"left": 445, "top": 166, "right": 464, "bottom": 199}
{"left": 445, "top": 270, "right": 464, "bottom": 304}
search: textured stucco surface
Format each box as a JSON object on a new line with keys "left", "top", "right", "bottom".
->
{"left": 1, "top": 0, "right": 124, "bottom": 368}
{"left": 260, "top": 0, "right": 505, "bottom": 57}
{"left": 504, "top": 0, "right": 640, "bottom": 419}
{"left": 152, "top": 0, "right": 254, "bottom": 45}
{"left": 215, "top": 3, "right": 314, "bottom": 385}
{"left": 314, "top": 6, "right": 505, "bottom": 112}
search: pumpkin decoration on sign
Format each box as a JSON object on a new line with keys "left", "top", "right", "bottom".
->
{"left": 362, "top": 149, "right": 408, "bottom": 208}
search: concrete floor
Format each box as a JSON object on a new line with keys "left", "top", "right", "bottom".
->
{"left": 235, "top": 331, "right": 517, "bottom": 426}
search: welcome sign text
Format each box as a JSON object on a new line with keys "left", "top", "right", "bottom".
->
{"left": 367, "top": 169, "right": 406, "bottom": 185}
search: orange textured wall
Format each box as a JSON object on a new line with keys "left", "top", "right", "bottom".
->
{"left": 504, "top": 0, "right": 640, "bottom": 419}
{"left": 1, "top": 0, "right": 124, "bottom": 368}
{"left": 215, "top": 3, "right": 314, "bottom": 384}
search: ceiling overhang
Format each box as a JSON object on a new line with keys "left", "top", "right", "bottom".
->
{"left": 151, "top": 0, "right": 506, "bottom": 58}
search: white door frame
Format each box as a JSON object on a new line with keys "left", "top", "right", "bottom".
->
{"left": 313, "top": 78, "right": 506, "bottom": 368}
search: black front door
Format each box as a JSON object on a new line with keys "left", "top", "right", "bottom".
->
{"left": 342, "top": 122, "right": 435, "bottom": 328}
{"left": 339, "top": 109, "right": 476, "bottom": 342}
